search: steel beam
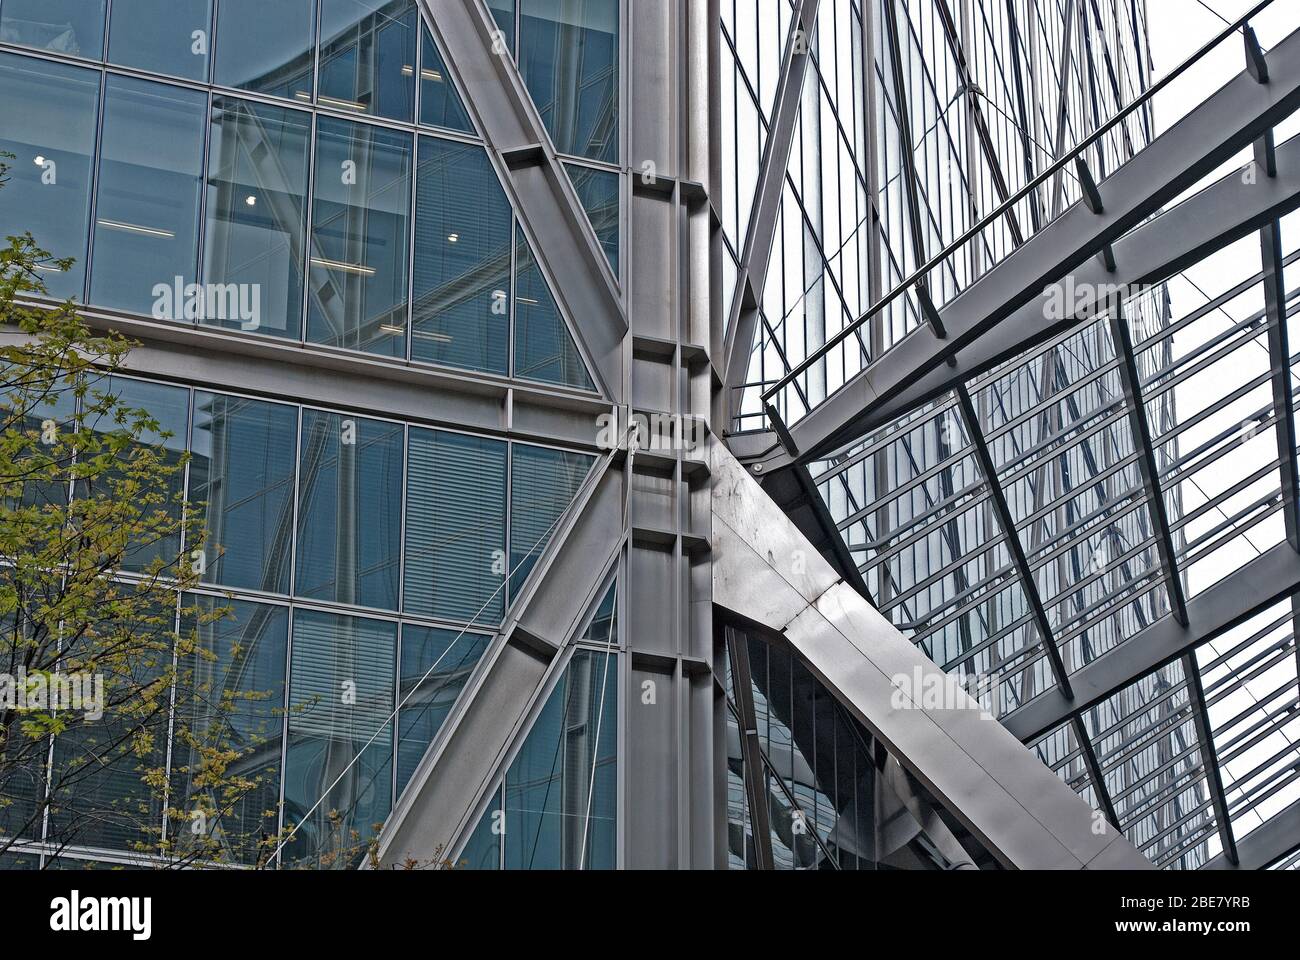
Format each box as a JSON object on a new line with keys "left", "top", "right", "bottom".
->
{"left": 418, "top": 0, "right": 627, "bottom": 401}
{"left": 1183, "top": 652, "right": 1240, "bottom": 865}
{"left": 760, "top": 29, "right": 1300, "bottom": 467}
{"left": 1004, "top": 541, "right": 1300, "bottom": 742}
{"left": 374, "top": 455, "right": 625, "bottom": 867}
{"left": 711, "top": 441, "right": 1151, "bottom": 869}
{"left": 722, "top": 0, "right": 823, "bottom": 403}
{"left": 723, "top": 626, "right": 775, "bottom": 870}
{"left": 1204, "top": 796, "right": 1300, "bottom": 869}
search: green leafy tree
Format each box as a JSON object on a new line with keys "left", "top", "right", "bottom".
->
{"left": 0, "top": 160, "right": 285, "bottom": 868}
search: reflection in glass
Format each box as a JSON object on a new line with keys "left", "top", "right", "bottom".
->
{"left": 412, "top": 136, "right": 511, "bottom": 372}
{"left": 566, "top": 162, "right": 619, "bottom": 274}
{"left": 213, "top": 0, "right": 316, "bottom": 99}
{"left": 519, "top": 0, "right": 618, "bottom": 163}
{"left": 307, "top": 117, "right": 412, "bottom": 356}
{"left": 418, "top": 23, "right": 472, "bottom": 132}
{"left": 189, "top": 392, "right": 297, "bottom": 594}
{"left": 296, "top": 410, "right": 402, "bottom": 610}
{"left": 404, "top": 428, "right": 506, "bottom": 624}
{"left": 318, "top": 0, "right": 416, "bottom": 121}
{"left": 459, "top": 787, "right": 503, "bottom": 869}
{"left": 485, "top": 0, "right": 515, "bottom": 53}
{"left": 173, "top": 595, "right": 288, "bottom": 865}
{"left": 89, "top": 75, "right": 206, "bottom": 316}
{"left": 0, "top": 0, "right": 106, "bottom": 58}
{"left": 204, "top": 97, "right": 312, "bottom": 339}
{"left": 0, "top": 53, "right": 99, "bottom": 299}
{"left": 513, "top": 225, "right": 593, "bottom": 389}
{"left": 283, "top": 609, "right": 395, "bottom": 868}
{"left": 509, "top": 444, "right": 593, "bottom": 596}
{"left": 503, "top": 649, "right": 617, "bottom": 869}
{"left": 108, "top": 0, "right": 213, "bottom": 81}
{"left": 396, "top": 626, "right": 489, "bottom": 794}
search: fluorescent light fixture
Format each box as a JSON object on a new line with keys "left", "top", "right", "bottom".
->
{"left": 96, "top": 218, "right": 175, "bottom": 239}
{"left": 517, "top": 296, "right": 539, "bottom": 305}
{"left": 413, "top": 330, "right": 453, "bottom": 343}
{"left": 447, "top": 233, "right": 459, "bottom": 243}
{"left": 311, "top": 257, "right": 376, "bottom": 277}
{"left": 422, "top": 69, "right": 442, "bottom": 82}
{"left": 318, "top": 95, "right": 367, "bottom": 112}
{"left": 378, "top": 323, "right": 406, "bottom": 335}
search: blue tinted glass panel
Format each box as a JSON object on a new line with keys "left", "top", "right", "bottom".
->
{"left": 513, "top": 224, "right": 593, "bottom": 389}
{"left": 396, "top": 625, "right": 489, "bottom": 795}
{"left": 203, "top": 97, "right": 311, "bottom": 339}
{"left": 283, "top": 609, "right": 395, "bottom": 868}
{"left": 403, "top": 428, "right": 506, "bottom": 624}
{"left": 308, "top": 117, "right": 411, "bottom": 356}
{"left": 503, "top": 649, "right": 616, "bottom": 869}
{"left": 173, "top": 595, "right": 288, "bottom": 865}
{"left": 0, "top": 0, "right": 105, "bottom": 58}
{"left": 509, "top": 444, "right": 593, "bottom": 596}
{"left": 486, "top": 0, "right": 514, "bottom": 52}
{"left": 459, "top": 787, "right": 502, "bottom": 869}
{"left": 108, "top": 0, "right": 213, "bottom": 81}
{"left": 519, "top": 0, "right": 618, "bottom": 163}
{"left": 565, "top": 162, "right": 618, "bottom": 274}
{"left": 89, "top": 75, "right": 206, "bottom": 317}
{"left": 213, "top": 0, "right": 316, "bottom": 99}
{"left": 189, "top": 392, "right": 297, "bottom": 594}
{"left": 418, "top": 23, "right": 472, "bottom": 132}
{"left": 318, "top": 0, "right": 416, "bottom": 121}
{"left": 296, "top": 410, "right": 402, "bottom": 609}
{"left": 412, "top": 136, "right": 510, "bottom": 373}
{"left": 0, "top": 53, "right": 99, "bottom": 299}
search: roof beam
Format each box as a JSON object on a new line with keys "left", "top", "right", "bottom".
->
{"left": 1204, "top": 796, "right": 1300, "bottom": 869}
{"left": 1003, "top": 541, "right": 1300, "bottom": 742}
{"left": 765, "top": 27, "right": 1300, "bottom": 467}
{"left": 419, "top": 0, "right": 627, "bottom": 401}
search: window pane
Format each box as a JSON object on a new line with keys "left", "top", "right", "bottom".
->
{"left": 213, "top": 0, "right": 316, "bottom": 100}
{"left": 509, "top": 444, "right": 593, "bottom": 596}
{"left": 412, "top": 136, "right": 510, "bottom": 373}
{"left": 396, "top": 625, "right": 489, "bottom": 795}
{"left": 296, "top": 410, "right": 402, "bottom": 610}
{"left": 503, "top": 648, "right": 616, "bottom": 869}
{"left": 173, "top": 595, "right": 288, "bottom": 865}
{"left": 0, "top": 52, "right": 99, "bottom": 299}
{"left": 108, "top": 0, "right": 213, "bottom": 81}
{"left": 404, "top": 428, "right": 506, "bottom": 624}
{"left": 459, "top": 787, "right": 502, "bottom": 869}
{"left": 89, "top": 75, "right": 206, "bottom": 316}
{"left": 204, "top": 97, "right": 311, "bottom": 339}
{"left": 283, "top": 609, "right": 395, "bottom": 868}
{"left": 519, "top": 0, "right": 618, "bottom": 163}
{"left": 0, "top": 0, "right": 105, "bottom": 59}
{"left": 318, "top": 0, "right": 416, "bottom": 121}
{"left": 307, "top": 116, "right": 411, "bottom": 356}
{"left": 418, "top": 23, "right": 471, "bottom": 132}
{"left": 566, "top": 161, "right": 618, "bottom": 274}
{"left": 189, "top": 391, "right": 297, "bottom": 594}
{"left": 486, "top": 0, "right": 514, "bottom": 53}
{"left": 513, "top": 224, "right": 593, "bottom": 389}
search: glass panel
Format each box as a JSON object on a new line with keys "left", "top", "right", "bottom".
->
{"left": 503, "top": 648, "right": 617, "bottom": 869}
{"left": 107, "top": 0, "right": 213, "bottom": 81}
{"left": 518, "top": 0, "right": 618, "bottom": 163}
{"left": 318, "top": 0, "right": 416, "bottom": 121}
{"left": 418, "top": 23, "right": 472, "bottom": 132}
{"left": 189, "top": 391, "right": 297, "bottom": 594}
{"left": 509, "top": 444, "right": 593, "bottom": 596}
{"left": 0, "top": 0, "right": 106, "bottom": 58}
{"left": 396, "top": 625, "right": 490, "bottom": 794}
{"left": 307, "top": 116, "right": 411, "bottom": 356}
{"left": 296, "top": 409, "right": 402, "bottom": 610}
{"left": 412, "top": 136, "right": 511, "bottom": 373}
{"left": 172, "top": 595, "right": 288, "bottom": 865}
{"left": 89, "top": 75, "right": 206, "bottom": 317}
{"left": 565, "top": 161, "right": 618, "bottom": 274}
{"left": 283, "top": 609, "right": 395, "bottom": 868}
{"left": 0, "top": 52, "right": 99, "bottom": 300}
{"left": 203, "top": 97, "right": 312, "bottom": 340}
{"left": 213, "top": 0, "right": 316, "bottom": 100}
{"left": 84, "top": 375, "right": 189, "bottom": 573}
{"left": 403, "top": 428, "right": 506, "bottom": 624}
{"left": 513, "top": 224, "right": 593, "bottom": 389}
